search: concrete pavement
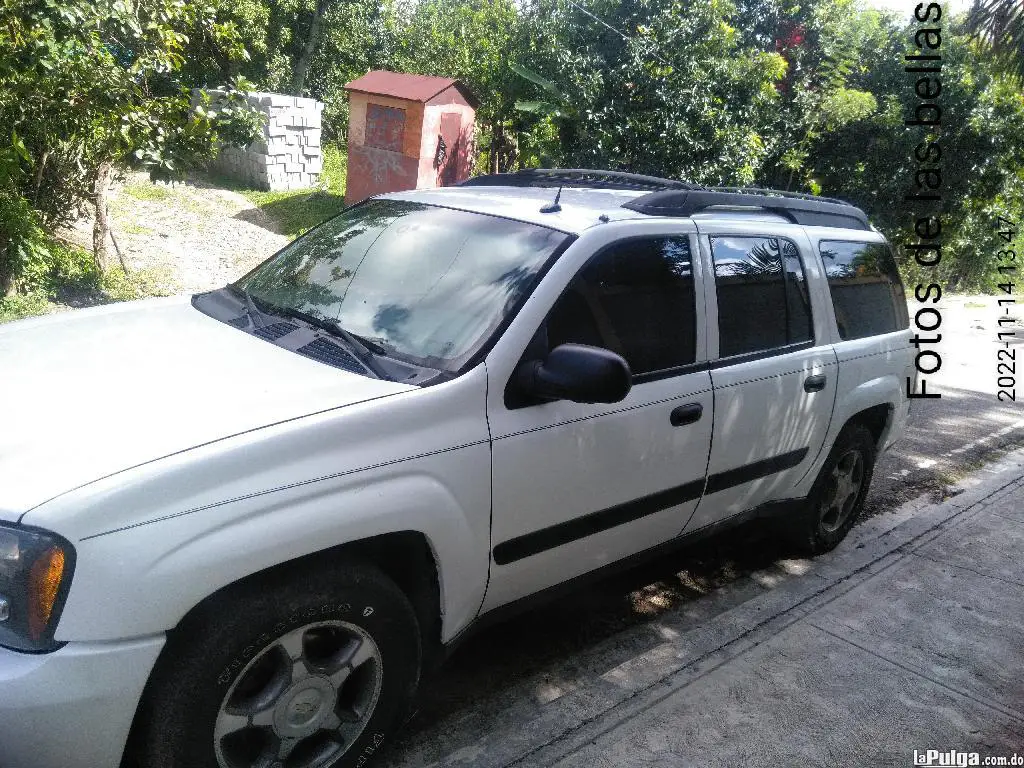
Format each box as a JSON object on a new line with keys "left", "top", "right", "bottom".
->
{"left": 383, "top": 449, "right": 1024, "bottom": 768}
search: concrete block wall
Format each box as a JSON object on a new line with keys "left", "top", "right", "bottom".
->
{"left": 201, "top": 90, "right": 325, "bottom": 191}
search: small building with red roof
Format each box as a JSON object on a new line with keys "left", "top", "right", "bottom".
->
{"left": 343, "top": 70, "right": 478, "bottom": 203}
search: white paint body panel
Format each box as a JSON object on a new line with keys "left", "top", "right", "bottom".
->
{"left": 0, "top": 296, "right": 413, "bottom": 519}
{"left": 688, "top": 221, "right": 839, "bottom": 528}
{"left": 34, "top": 366, "right": 491, "bottom": 643}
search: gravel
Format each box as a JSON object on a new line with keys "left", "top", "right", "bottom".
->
{"left": 64, "top": 171, "right": 290, "bottom": 294}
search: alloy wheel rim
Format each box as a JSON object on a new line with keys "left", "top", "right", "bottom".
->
{"left": 213, "top": 620, "right": 383, "bottom": 768}
{"left": 818, "top": 449, "right": 865, "bottom": 534}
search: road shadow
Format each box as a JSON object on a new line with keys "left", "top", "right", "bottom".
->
{"left": 864, "top": 382, "right": 1024, "bottom": 520}
{"left": 383, "top": 518, "right": 794, "bottom": 763}
{"left": 232, "top": 190, "right": 346, "bottom": 238}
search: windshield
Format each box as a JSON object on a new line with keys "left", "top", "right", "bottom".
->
{"left": 236, "top": 199, "right": 569, "bottom": 373}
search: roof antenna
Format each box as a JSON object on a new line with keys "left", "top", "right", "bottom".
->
{"left": 540, "top": 186, "right": 562, "bottom": 213}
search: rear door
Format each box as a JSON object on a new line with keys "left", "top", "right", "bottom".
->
{"left": 684, "top": 222, "right": 838, "bottom": 532}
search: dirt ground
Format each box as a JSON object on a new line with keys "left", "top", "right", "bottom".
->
{"left": 63, "top": 171, "right": 289, "bottom": 294}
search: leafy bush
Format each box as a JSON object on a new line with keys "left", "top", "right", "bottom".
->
{"left": 0, "top": 189, "right": 49, "bottom": 295}
{"left": 320, "top": 143, "right": 348, "bottom": 195}
{"left": 99, "top": 266, "right": 177, "bottom": 303}
{"left": 0, "top": 224, "right": 175, "bottom": 324}
{"left": 0, "top": 291, "right": 54, "bottom": 324}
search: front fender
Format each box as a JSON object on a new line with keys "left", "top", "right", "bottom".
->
{"left": 32, "top": 368, "right": 492, "bottom": 644}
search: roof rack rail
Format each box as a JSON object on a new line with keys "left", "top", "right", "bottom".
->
{"left": 460, "top": 168, "right": 700, "bottom": 192}
{"left": 706, "top": 186, "right": 851, "bottom": 206}
{"left": 622, "top": 188, "right": 871, "bottom": 231}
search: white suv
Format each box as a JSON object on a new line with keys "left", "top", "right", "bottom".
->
{"left": 0, "top": 169, "right": 913, "bottom": 768}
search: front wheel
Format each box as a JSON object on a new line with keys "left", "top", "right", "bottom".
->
{"left": 134, "top": 562, "right": 421, "bottom": 768}
{"left": 786, "top": 423, "right": 877, "bottom": 555}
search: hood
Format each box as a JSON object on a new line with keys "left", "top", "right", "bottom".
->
{"left": 0, "top": 296, "right": 413, "bottom": 520}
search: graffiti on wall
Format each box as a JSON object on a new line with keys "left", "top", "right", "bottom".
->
{"left": 346, "top": 144, "right": 418, "bottom": 203}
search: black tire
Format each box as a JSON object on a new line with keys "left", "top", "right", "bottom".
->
{"left": 785, "top": 423, "right": 877, "bottom": 555}
{"left": 134, "top": 561, "right": 421, "bottom": 768}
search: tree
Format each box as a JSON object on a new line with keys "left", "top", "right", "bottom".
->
{"left": 510, "top": 0, "right": 789, "bottom": 184}
{"left": 393, "top": 0, "right": 536, "bottom": 172}
{"left": 803, "top": 13, "right": 1024, "bottom": 290}
{"left": 967, "top": 0, "right": 1024, "bottom": 80}
{"left": 0, "top": 0, "right": 262, "bottom": 285}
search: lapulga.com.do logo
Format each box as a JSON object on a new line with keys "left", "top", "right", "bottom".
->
{"left": 914, "top": 750, "right": 1024, "bottom": 767}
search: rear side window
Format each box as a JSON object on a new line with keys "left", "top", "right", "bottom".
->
{"left": 546, "top": 236, "right": 697, "bottom": 377}
{"left": 819, "top": 240, "right": 910, "bottom": 340}
{"left": 711, "top": 236, "right": 813, "bottom": 358}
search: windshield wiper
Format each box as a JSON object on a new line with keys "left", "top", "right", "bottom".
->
{"left": 277, "top": 306, "right": 390, "bottom": 380}
{"left": 228, "top": 285, "right": 273, "bottom": 329}
{"left": 226, "top": 286, "right": 390, "bottom": 380}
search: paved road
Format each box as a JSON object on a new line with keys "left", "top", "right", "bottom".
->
{"left": 379, "top": 295, "right": 1024, "bottom": 768}
{"left": 523, "top": 453, "right": 1024, "bottom": 768}
{"left": 865, "top": 296, "right": 1024, "bottom": 516}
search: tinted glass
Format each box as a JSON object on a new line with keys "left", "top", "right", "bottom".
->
{"left": 546, "top": 237, "right": 697, "bottom": 376}
{"left": 820, "top": 240, "right": 910, "bottom": 340}
{"left": 238, "top": 200, "right": 568, "bottom": 371}
{"left": 712, "top": 236, "right": 813, "bottom": 358}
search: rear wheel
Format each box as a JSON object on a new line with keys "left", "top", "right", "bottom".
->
{"left": 135, "top": 562, "right": 420, "bottom": 768}
{"left": 786, "top": 423, "right": 877, "bottom": 555}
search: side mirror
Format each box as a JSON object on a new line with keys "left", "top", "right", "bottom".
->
{"left": 517, "top": 344, "right": 632, "bottom": 404}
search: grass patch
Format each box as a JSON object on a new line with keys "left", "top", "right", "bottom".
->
{"left": 964, "top": 300, "right": 987, "bottom": 309}
{"left": 240, "top": 188, "right": 346, "bottom": 238}
{"left": 320, "top": 142, "right": 346, "bottom": 194}
{"left": 120, "top": 221, "right": 154, "bottom": 236}
{"left": 216, "top": 142, "right": 349, "bottom": 239}
{"left": 122, "top": 180, "right": 176, "bottom": 202}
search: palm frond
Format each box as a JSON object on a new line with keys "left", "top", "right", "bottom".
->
{"left": 966, "top": 0, "right": 1024, "bottom": 80}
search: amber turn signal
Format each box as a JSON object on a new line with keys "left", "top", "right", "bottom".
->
{"left": 28, "top": 546, "right": 66, "bottom": 640}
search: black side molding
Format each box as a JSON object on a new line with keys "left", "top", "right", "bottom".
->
{"left": 492, "top": 447, "right": 810, "bottom": 565}
{"left": 705, "top": 447, "right": 808, "bottom": 495}
{"left": 493, "top": 478, "right": 706, "bottom": 565}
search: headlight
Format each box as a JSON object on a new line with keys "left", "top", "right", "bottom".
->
{"left": 0, "top": 524, "right": 75, "bottom": 652}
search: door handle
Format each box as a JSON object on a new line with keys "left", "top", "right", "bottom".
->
{"left": 670, "top": 403, "right": 703, "bottom": 427}
{"left": 804, "top": 374, "right": 827, "bottom": 393}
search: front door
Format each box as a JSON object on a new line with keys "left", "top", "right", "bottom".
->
{"left": 684, "top": 227, "right": 838, "bottom": 532}
{"left": 482, "top": 232, "right": 713, "bottom": 612}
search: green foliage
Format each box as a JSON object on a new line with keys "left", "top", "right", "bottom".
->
{"left": 0, "top": 190, "right": 49, "bottom": 294}
{"left": 967, "top": 0, "right": 1024, "bottom": 81}
{"left": 99, "top": 265, "right": 178, "bottom": 303}
{"left": 806, "top": 18, "right": 1024, "bottom": 290}
{"left": 319, "top": 142, "right": 348, "bottom": 194}
{"left": 240, "top": 189, "right": 346, "bottom": 239}
{"left": 186, "top": 0, "right": 403, "bottom": 138}
{"left": 0, "top": 290, "right": 53, "bottom": 323}
{"left": 0, "top": 234, "right": 176, "bottom": 324}
{"left": 512, "top": 0, "right": 788, "bottom": 184}
{"left": 4, "top": 0, "right": 1022, "bottom": 299}
{"left": 122, "top": 181, "right": 177, "bottom": 203}
{"left": 0, "top": 0, "right": 262, "bottom": 286}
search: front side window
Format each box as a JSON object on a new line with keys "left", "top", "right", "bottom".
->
{"left": 237, "top": 199, "right": 568, "bottom": 372}
{"left": 711, "top": 236, "right": 813, "bottom": 358}
{"left": 820, "top": 240, "right": 910, "bottom": 340}
{"left": 545, "top": 236, "right": 697, "bottom": 377}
